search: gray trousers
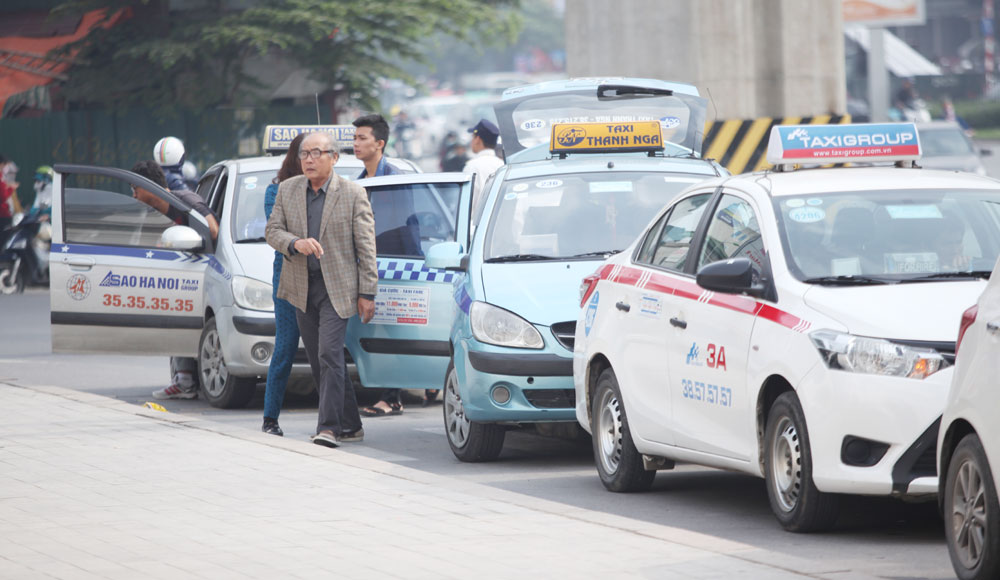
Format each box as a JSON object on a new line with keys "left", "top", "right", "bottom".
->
{"left": 296, "top": 275, "right": 363, "bottom": 435}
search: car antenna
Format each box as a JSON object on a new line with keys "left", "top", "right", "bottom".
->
{"left": 314, "top": 93, "right": 322, "bottom": 124}
{"left": 704, "top": 87, "right": 722, "bottom": 176}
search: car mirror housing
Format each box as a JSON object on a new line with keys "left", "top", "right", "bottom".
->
{"left": 159, "top": 225, "right": 204, "bottom": 251}
{"left": 425, "top": 241, "right": 467, "bottom": 271}
{"left": 696, "top": 257, "right": 766, "bottom": 298}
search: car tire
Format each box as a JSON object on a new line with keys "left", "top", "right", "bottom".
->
{"left": 764, "top": 391, "right": 839, "bottom": 532}
{"left": 443, "top": 359, "right": 505, "bottom": 462}
{"left": 944, "top": 433, "right": 1000, "bottom": 580}
{"left": 198, "top": 317, "right": 256, "bottom": 409}
{"left": 591, "top": 367, "right": 655, "bottom": 492}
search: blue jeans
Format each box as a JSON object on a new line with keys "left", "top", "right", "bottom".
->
{"left": 263, "top": 256, "right": 299, "bottom": 420}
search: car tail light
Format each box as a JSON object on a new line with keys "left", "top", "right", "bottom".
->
{"left": 956, "top": 304, "right": 978, "bottom": 354}
{"left": 579, "top": 273, "right": 600, "bottom": 307}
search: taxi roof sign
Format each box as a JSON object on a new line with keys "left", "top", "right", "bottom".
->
{"left": 263, "top": 125, "right": 355, "bottom": 153}
{"left": 549, "top": 120, "right": 664, "bottom": 155}
{"left": 766, "top": 122, "right": 921, "bottom": 167}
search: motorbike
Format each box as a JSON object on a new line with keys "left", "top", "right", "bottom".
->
{"left": 0, "top": 211, "right": 50, "bottom": 294}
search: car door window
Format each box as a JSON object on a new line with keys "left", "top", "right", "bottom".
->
{"left": 195, "top": 171, "right": 217, "bottom": 202}
{"left": 369, "top": 183, "right": 461, "bottom": 257}
{"left": 63, "top": 173, "right": 177, "bottom": 247}
{"left": 648, "top": 193, "right": 711, "bottom": 272}
{"left": 698, "top": 194, "right": 765, "bottom": 277}
{"left": 635, "top": 213, "right": 668, "bottom": 264}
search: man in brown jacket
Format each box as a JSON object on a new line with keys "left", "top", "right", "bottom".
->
{"left": 265, "top": 131, "right": 378, "bottom": 447}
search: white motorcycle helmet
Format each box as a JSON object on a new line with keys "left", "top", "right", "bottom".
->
{"left": 153, "top": 136, "right": 185, "bottom": 167}
{"left": 181, "top": 161, "right": 198, "bottom": 183}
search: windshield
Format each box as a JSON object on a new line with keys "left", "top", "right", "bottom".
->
{"left": 919, "top": 127, "right": 976, "bottom": 157}
{"left": 484, "top": 172, "right": 706, "bottom": 261}
{"left": 775, "top": 189, "right": 1000, "bottom": 282}
{"left": 495, "top": 90, "right": 707, "bottom": 156}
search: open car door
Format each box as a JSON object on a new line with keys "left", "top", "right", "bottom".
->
{"left": 50, "top": 164, "right": 213, "bottom": 355}
{"left": 348, "top": 172, "right": 473, "bottom": 390}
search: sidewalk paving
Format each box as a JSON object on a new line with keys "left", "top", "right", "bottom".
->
{"left": 0, "top": 383, "right": 879, "bottom": 580}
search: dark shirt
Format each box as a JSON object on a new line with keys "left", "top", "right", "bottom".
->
{"left": 304, "top": 175, "right": 332, "bottom": 272}
{"left": 165, "top": 188, "right": 214, "bottom": 226}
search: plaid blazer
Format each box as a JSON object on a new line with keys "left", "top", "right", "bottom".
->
{"left": 265, "top": 173, "right": 378, "bottom": 317}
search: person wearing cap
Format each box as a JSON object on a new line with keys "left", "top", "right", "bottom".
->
{"left": 463, "top": 119, "right": 504, "bottom": 195}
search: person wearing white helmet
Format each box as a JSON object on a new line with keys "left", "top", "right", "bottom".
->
{"left": 153, "top": 136, "right": 187, "bottom": 191}
{"left": 181, "top": 160, "right": 199, "bottom": 191}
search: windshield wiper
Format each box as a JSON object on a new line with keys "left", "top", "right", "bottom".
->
{"left": 567, "top": 250, "right": 622, "bottom": 259}
{"left": 899, "top": 271, "right": 992, "bottom": 283}
{"left": 484, "top": 254, "right": 556, "bottom": 263}
{"left": 235, "top": 237, "right": 267, "bottom": 244}
{"left": 802, "top": 275, "right": 892, "bottom": 286}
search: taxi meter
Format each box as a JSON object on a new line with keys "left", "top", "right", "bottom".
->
{"left": 766, "top": 122, "right": 922, "bottom": 166}
{"left": 549, "top": 121, "right": 664, "bottom": 156}
{"left": 263, "top": 125, "right": 355, "bottom": 153}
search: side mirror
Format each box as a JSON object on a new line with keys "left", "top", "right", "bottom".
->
{"left": 980, "top": 148, "right": 993, "bottom": 157}
{"left": 425, "top": 241, "right": 467, "bottom": 271}
{"left": 159, "top": 225, "right": 204, "bottom": 251}
{"left": 696, "top": 257, "right": 765, "bottom": 297}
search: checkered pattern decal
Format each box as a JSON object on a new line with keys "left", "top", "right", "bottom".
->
{"left": 377, "top": 259, "right": 455, "bottom": 283}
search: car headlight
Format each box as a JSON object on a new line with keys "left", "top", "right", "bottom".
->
{"left": 809, "top": 329, "right": 948, "bottom": 380}
{"left": 470, "top": 301, "right": 544, "bottom": 349}
{"left": 232, "top": 276, "right": 274, "bottom": 312}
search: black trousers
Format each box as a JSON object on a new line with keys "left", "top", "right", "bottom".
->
{"left": 296, "top": 274, "right": 362, "bottom": 435}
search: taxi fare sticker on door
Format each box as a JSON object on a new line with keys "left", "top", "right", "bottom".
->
{"left": 372, "top": 285, "right": 429, "bottom": 325}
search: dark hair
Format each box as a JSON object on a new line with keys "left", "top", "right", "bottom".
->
{"left": 352, "top": 114, "right": 390, "bottom": 151}
{"left": 131, "top": 160, "right": 168, "bottom": 188}
{"left": 479, "top": 131, "right": 498, "bottom": 149}
{"left": 275, "top": 133, "right": 305, "bottom": 183}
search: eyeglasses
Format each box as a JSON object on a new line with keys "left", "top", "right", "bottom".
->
{"left": 298, "top": 149, "right": 334, "bottom": 160}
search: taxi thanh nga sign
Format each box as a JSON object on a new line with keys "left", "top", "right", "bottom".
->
{"left": 550, "top": 121, "right": 664, "bottom": 154}
{"left": 766, "top": 122, "right": 921, "bottom": 166}
{"left": 263, "top": 125, "right": 355, "bottom": 152}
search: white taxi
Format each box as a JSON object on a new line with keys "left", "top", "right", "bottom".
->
{"left": 574, "top": 122, "right": 1000, "bottom": 532}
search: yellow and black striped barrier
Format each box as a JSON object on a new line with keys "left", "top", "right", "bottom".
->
{"left": 702, "top": 114, "right": 852, "bottom": 174}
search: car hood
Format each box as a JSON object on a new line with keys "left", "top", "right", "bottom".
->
{"left": 480, "top": 261, "right": 603, "bottom": 326}
{"left": 231, "top": 242, "right": 276, "bottom": 285}
{"left": 802, "top": 280, "right": 987, "bottom": 341}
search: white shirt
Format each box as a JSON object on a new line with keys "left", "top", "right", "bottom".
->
{"left": 462, "top": 149, "right": 504, "bottom": 196}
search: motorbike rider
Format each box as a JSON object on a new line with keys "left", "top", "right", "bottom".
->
{"left": 30, "top": 166, "right": 53, "bottom": 218}
{"left": 153, "top": 136, "right": 188, "bottom": 192}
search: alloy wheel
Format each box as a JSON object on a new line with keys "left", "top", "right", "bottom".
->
{"left": 199, "top": 328, "right": 229, "bottom": 398}
{"left": 444, "top": 367, "right": 470, "bottom": 448}
{"left": 951, "top": 457, "right": 988, "bottom": 570}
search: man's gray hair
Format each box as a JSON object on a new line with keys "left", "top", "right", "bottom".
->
{"left": 303, "top": 131, "right": 341, "bottom": 155}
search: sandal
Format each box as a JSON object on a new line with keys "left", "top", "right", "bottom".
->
{"left": 360, "top": 401, "right": 404, "bottom": 417}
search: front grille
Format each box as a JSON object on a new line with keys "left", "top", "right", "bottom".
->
{"left": 524, "top": 389, "right": 575, "bottom": 409}
{"left": 550, "top": 321, "right": 576, "bottom": 351}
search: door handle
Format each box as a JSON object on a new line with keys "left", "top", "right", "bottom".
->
{"left": 63, "top": 257, "right": 95, "bottom": 271}
{"left": 670, "top": 317, "right": 687, "bottom": 329}
{"left": 615, "top": 301, "right": 631, "bottom": 312}
{"left": 987, "top": 321, "right": 1000, "bottom": 334}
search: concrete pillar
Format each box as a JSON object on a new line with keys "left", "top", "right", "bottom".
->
{"left": 565, "top": 0, "right": 847, "bottom": 119}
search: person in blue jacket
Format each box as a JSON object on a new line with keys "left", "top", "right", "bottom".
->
{"left": 261, "top": 134, "right": 305, "bottom": 436}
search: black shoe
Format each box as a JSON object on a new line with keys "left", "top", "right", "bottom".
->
{"left": 262, "top": 418, "right": 283, "bottom": 437}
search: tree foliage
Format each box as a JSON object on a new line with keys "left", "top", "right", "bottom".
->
{"left": 51, "top": 0, "right": 520, "bottom": 112}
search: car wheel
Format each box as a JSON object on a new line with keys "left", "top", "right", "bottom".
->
{"left": 945, "top": 433, "right": 1000, "bottom": 580}
{"left": 443, "top": 359, "right": 505, "bottom": 462}
{"left": 198, "top": 317, "right": 256, "bottom": 409}
{"left": 591, "top": 367, "right": 655, "bottom": 492}
{"left": 0, "top": 264, "right": 24, "bottom": 295}
{"left": 764, "top": 391, "right": 839, "bottom": 532}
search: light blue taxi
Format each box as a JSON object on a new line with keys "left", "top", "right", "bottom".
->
{"left": 424, "top": 78, "right": 727, "bottom": 461}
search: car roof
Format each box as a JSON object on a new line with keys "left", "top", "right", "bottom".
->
{"left": 718, "top": 166, "right": 1000, "bottom": 197}
{"left": 211, "top": 154, "right": 415, "bottom": 176}
{"left": 500, "top": 77, "right": 700, "bottom": 100}
{"left": 502, "top": 154, "right": 723, "bottom": 180}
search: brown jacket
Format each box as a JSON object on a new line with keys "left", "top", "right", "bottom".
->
{"left": 265, "top": 173, "right": 378, "bottom": 317}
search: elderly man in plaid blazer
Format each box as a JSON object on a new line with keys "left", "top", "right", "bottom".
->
{"left": 265, "top": 131, "right": 378, "bottom": 448}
